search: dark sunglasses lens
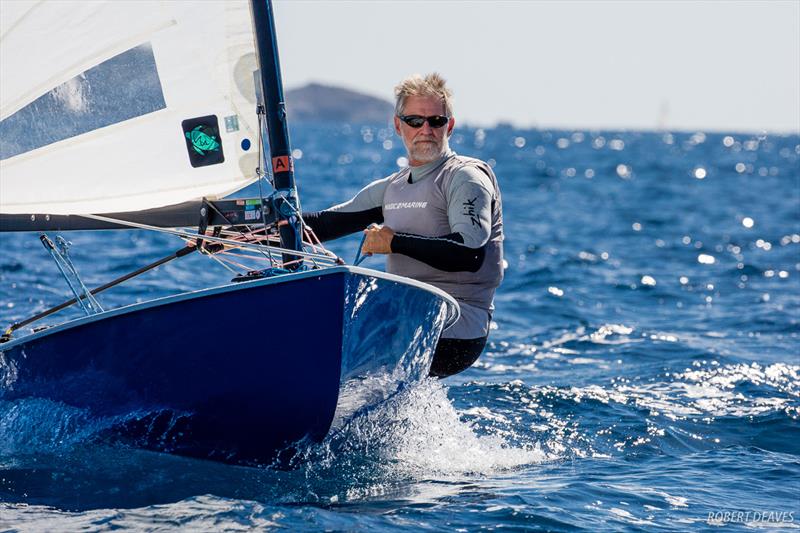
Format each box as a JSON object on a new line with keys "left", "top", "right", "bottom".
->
{"left": 403, "top": 116, "right": 426, "bottom": 128}
{"left": 428, "top": 116, "right": 448, "bottom": 128}
{"left": 401, "top": 115, "right": 449, "bottom": 128}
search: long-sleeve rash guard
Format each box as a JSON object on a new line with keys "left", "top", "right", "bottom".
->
{"left": 303, "top": 152, "right": 495, "bottom": 272}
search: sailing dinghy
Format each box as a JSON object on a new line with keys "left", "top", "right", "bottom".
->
{"left": 0, "top": 0, "right": 458, "bottom": 466}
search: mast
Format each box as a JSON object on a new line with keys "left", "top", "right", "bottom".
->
{"left": 249, "top": 0, "right": 303, "bottom": 267}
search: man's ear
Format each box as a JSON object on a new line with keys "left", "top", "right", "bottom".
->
{"left": 394, "top": 115, "right": 402, "bottom": 136}
{"left": 447, "top": 117, "right": 455, "bottom": 137}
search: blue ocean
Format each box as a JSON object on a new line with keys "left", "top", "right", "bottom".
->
{"left": 1, "top": 124, "right": 798, "bottom": 531}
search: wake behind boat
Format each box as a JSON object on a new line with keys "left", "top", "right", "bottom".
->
{"left": 0, "top": 0, "right": 458, "bottom": 465}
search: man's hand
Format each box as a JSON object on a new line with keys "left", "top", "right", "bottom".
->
{"left": 362, "top": 224, "right": 395, "bottom": 255}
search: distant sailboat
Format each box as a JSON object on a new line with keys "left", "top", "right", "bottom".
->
{"left": 0, "top": 0, "right": 458, "bottom": 466}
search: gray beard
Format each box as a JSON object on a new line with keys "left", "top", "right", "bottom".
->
{"left": 408, "top": 138, "right": 449, "bottom": 164}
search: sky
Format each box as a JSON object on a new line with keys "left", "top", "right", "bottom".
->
{"left": 273, "top": 0, "right": 800, "bottom": 133}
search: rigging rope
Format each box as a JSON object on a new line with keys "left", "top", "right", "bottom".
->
{"left": 353, "top": 232, "right": 369, "bottom": 266}
{"left": 78, "top": 214, "right": 338, "bottom": 265}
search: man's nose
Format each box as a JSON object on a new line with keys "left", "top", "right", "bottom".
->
{"left": 420, "top": 121, "right": 435, "bottom": 134}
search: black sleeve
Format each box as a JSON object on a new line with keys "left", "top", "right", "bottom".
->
{"left": 302, "top": 207, "right": 384, "bottom": 242}
{"left": 391, "top": 232, "right": 486, "bottom": 272}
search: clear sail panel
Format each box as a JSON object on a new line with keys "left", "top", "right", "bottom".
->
{"left": 1, "top": 44, "right": 166, "bottom": 161}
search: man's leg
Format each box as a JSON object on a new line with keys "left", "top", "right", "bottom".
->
{"left": 428, "top": 336, "right": 488, "bottom": 378}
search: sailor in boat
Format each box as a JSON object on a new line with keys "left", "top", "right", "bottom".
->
{"left": 303, "top": 73, "right": 504, "bottom": 377}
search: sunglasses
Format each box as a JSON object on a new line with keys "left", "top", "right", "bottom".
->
{"left": 398, "top": 114, "right": 450, "bottom": 129}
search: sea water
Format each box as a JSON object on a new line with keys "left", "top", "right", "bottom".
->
{"left": 0, "top": 124, "right": 798, "bottom": 531}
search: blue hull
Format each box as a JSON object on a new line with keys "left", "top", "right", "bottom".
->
{"left": 0, "top": 267, "right": 457, "bottom": 466}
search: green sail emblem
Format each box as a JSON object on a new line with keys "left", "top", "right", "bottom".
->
{"left": 185, "top": 125, "right": 220, "bottom": 156}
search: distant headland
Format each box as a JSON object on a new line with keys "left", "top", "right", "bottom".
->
{"left": 284, "top": 82, "right": 394, "bottom": 124}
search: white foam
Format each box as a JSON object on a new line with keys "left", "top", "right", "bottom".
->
{"left": 310, "top": 379, "right": 546, "bottom": 480}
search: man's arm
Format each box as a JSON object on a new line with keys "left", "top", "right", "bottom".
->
{"left": 303, "top": 177, "right": 390, "bottom": 241}
{"left": 391, "top": 231, "right": 487, "bottom": 272}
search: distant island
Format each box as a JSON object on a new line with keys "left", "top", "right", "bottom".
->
{"left": 284, "top": 82, "right": 394, "bottom": 124}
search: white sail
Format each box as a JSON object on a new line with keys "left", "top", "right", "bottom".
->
{"left": 0, "top": 0, "right": 260, "bottom": 215}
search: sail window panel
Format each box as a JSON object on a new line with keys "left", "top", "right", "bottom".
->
{"left": 0, "top": 0, "right": 171, "bottom": 120}
{"left": 0, "top": 44, "right": 166, "bottom": 161}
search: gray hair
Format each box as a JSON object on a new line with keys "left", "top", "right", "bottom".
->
{"left": 394, "top": 73, "right": 454, "bottom": 117}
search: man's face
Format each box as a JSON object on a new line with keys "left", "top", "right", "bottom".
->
{"left": 394, "top": 95, "right": 455, "bottom": 166}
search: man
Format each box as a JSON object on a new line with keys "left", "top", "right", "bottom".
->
{"left": 303, "top": 73, "right": 503, "bottom": 378}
